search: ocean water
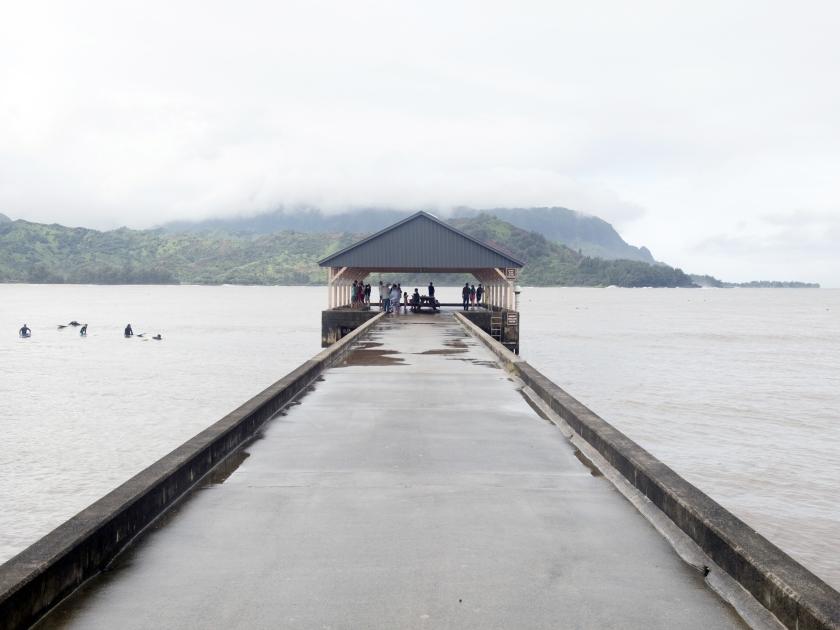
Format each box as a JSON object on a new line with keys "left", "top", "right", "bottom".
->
{"left": 520, "top": 287, "right": 840, "bottom": 589}
{"left": 1, "top": 285, "right": 838, "bottom": 591}
{"left": 0, "top": 285, "right": 325, "bottom": 565}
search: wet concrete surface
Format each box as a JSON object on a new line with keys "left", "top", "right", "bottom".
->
{"left": 35, "top": 310, "right": 747, "bottom": 630}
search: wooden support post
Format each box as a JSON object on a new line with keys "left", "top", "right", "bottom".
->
{"left": 328, "top": 268, "right": 333, "bottom": 309}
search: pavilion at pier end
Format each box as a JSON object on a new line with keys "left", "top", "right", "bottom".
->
{"left": 317, "top": 211, "right": 524, "bottom": 352}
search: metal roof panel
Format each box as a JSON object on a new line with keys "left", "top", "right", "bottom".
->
{"left": 317, "top": 212, "right": 525, "bottom": 270}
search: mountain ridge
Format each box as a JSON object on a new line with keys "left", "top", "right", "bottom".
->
{"left": 160, "top": 206, "right": 659, "bottom": 265}
{"left": 0, "top": 215, "right": 695, "bottom": 288}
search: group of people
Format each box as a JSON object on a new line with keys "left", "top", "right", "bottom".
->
{"left": 461, "top": 283, "right": 484, "bottom": 311}
{"left": 346, "top": 279, "right": 486, "bottom": 313}
{"left": 378, "top": 280, "right": 411, "bottom": 314}
{"left": 19, "top": 322, "right": 87, "bottom": 337}
{"left": 124, "top": 324, "right": 162, "bottom": 340}
{"left": 349, "top": 281, "right": 372, "bottom": 308}
{"left": 17, "top": 322, "right": 160, "bottom": 339}
{"left": 378, "top": 281, "right": 442, "bottom": 314}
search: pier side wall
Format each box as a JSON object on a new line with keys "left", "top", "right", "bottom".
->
{"left": 322, "top": 308, "right": 380, "bottom": 347}
{"left": 454, "top": 311, "right": 840, "bottom": 630}
{"left": 0, "top": 313, "right": 386, "bottom": 630}
{"left": 458, "top": 309, "right": 520, "bottom": 354}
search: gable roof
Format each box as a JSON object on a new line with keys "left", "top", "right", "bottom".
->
{"left": 317, "top": 211, "right": 525, "bottom": 271}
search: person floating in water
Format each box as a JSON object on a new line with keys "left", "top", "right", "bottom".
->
{"left": 19, "top": 324, "right": 31, "bottom": 337}
{"left": 124, "top": 324, "right": 133, "bottom": 337}
{"left": 152, "top": 334, "right": 162, "bottom": 340}
{"left": 80, "top": 324, "right": 88, "bottom": 336}
{"left": 69, "top": 321, "right": 80, "bottom": 327}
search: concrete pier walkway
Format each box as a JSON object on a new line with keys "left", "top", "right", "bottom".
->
{"left": 37, "top": 313, "right": 746, "bottom": 629}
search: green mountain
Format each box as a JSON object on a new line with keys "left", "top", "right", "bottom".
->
{"left": 0, "top": 213, "right": 11, "bottom": 224}
{"left": 453, "top": 207, "right": 658, "bottom": 264}
{"left": 0, "top": 215, "right": 695, "bottom": 287}
{"left": 161, "top": 206, "right": 659, "bottom": 264}
{"left": 444, "top": 215, "right": 688, "bottom": 287}
{"left": 690, "top": 275, "right": 819, "bottom": 289}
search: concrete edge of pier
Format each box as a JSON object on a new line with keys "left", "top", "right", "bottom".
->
{"left": 453, "top": 311, "right": 840, "bottom": 630}
{"left": 0, "top": 312, "right": 386, "bottom": 630}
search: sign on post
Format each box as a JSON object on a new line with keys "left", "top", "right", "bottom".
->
{"left": 506, "top": 312, "right": 518, "bottom": 326}
{"left": 505, "top": 268, "right": 516, "bottom": 279}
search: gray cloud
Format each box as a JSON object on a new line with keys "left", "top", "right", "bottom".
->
{"left": 696, "top": 212, "right": 840, "bottom": 257}
{"left": 1, "top": 1, "right": 839, "bottom": 282}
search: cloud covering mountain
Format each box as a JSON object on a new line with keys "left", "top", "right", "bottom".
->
{"left": 2, "top": 2, "right": 839, "bottom": 284}
{"left": 162, "top": 206, "right": 660, "bottom": 265}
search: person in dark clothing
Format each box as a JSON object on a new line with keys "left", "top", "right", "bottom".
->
{"left": 19, "top": 324, "right": 31, "bottom": 337}
{"left": 124, "top": 324, "right": 134, "bottom": 337}
{"left": 428, "top": 282, "right": 435, "bottom": 299}
{"left": 476, "top": 284, "right": 484, "bottom": 306}
{"left": 152, "top": 334, "right": 162, "bottom": 340}
{"left": 80, "top": 324, "right": 88, "bottom": 336}
{"left": 462, "top": 283, "right": 470, "bottom": 311}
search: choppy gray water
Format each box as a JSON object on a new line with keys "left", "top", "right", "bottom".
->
{"left": 520, "top": 288, "right": 840, "bottom": 590}
{"left": 1, "top": 285, "right": 838, "bottom": 590}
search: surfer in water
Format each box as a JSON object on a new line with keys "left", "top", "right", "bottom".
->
{"left": 19, "top": 324, "right": 31, "bottom": 337}
{"left": 69, "top": 321, "right": 80, "bottom": 327}
{"left": 152, "top": 334, "right": 162, "bottom": 340}
{"left": 80, "top": 324, "right": 88, "bottom": 336}
{"left": 124, "top": 324, "right": 134, "bottom": 337}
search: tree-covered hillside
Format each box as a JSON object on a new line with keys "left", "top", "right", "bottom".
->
{"left": 453, "top": 207, "right": 658, "bottom": 264}
{"left": 162, "top": 206, "right": 659, "bottom": 264}
{"left": 0, "top": 216, "right": 695, "bottom": 287}
{"left": 447, "top": 216, "right": 691, "bottom": 287}
{"left": 0, "top": 221, "right": 360, "bottom": 285}
{"left": 690, "top": 274, "right": 819, "bottom": 288}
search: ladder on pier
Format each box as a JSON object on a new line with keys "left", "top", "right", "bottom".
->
{"left": 490, "top": 313, "right": 502, "bottom": 342}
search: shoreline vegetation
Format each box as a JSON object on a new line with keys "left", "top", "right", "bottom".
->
{"left": 0, "top": 216, "right": 818, "bottom": 288}
{"left": 689, "top": 274, "right": 819, "bottom": 289}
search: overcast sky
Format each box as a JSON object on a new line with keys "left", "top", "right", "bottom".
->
{"left": 1, "top": 1, "right": 839, "bottom": 284}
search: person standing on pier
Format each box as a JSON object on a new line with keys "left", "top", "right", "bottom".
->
{"left": 365, "top": 284, "right": 371, "bottom": 306}
{"left": 390, "top": 283, "right": 401, "bottom": 315}
{"left": 379, "top": 281, "right": 386, "bottom": 310}
{"left": 351, "top": 280, "right": 359, "bottom": 308}
{"left": 462, "top": 283, "right": 470, "bottom": 311}
{"left": 428, "top": 282, "right": 435, "bottom": 301}
{"left": 476, "top": 284, "right": 483, "bottom": 306}
{"left": 470, "top": 284, "right": 476, "bottom": 309}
